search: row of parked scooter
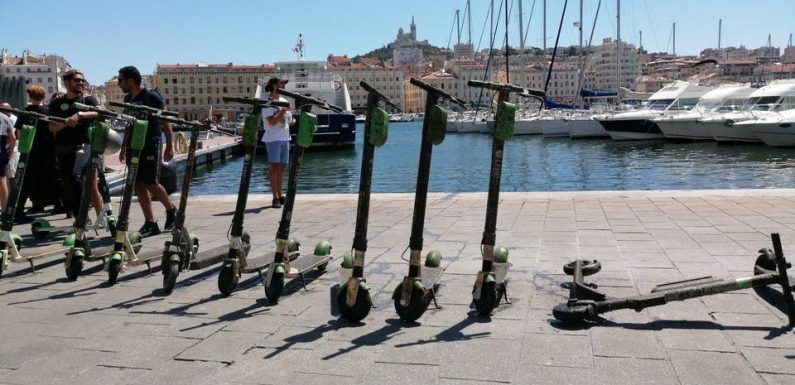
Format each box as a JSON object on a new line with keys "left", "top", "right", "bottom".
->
{"left": 1, "top": 80, "right": 793, "bottom": 327}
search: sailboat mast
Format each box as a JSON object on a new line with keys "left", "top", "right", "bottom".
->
{"left": 673, "top": 22, "right": 676, "bottom": 56}
{"left": 579, "top": 0, "right": 583, "bottom": 51}
{"left": 468, "top": 0, "right": 472, "bottom": 44}
{"left": 543, "top": 0, "right": 547, "bottom": 51}
{"left": 519, "top": 0, "right": 525, "bottom": 51}
{"left": 616, "top": 0, "right": 620, "bottom": 93}
{"left": 718, "top": 19, "right": 722, "bottom": 53}
{"left": 505, "top": 0, "right": 510, "bottom": 84}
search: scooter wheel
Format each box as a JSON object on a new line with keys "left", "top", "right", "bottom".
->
{"left": 316, "top": 262, "right": 328, "bottom": 271}
{"left": 265, "top": 271, "right": 285, "bottom": 303}
{"left": 108, "top": 257, "right": 122, "bottom": 285}
{"left": 337, "top": 283, "right": 372, "bottom": 322}
{"left": 552, "top": 303, "right": 591, "bottom": 322}
{"left": 473, "top": 280, "right": 498, "bottom": 316}
{"left": 0, "top": 252, "right": 7, "bottom": 278}
{"left": 65, "top": 250, "right": 84, "bottom": 281}
{"left": 393, "top": 282, "right": 429, "bottom": 322}
{"left": 754, "top": 248, "right": 776, "bottom": 275}
{"left": 162, "top": 259, "right": 180, "bottom": 294}
{"left": 217, "top": 263, "right": 237, "bottom": 296}
{"left": 563, "top": 260, "right": 601, "bottom": 276}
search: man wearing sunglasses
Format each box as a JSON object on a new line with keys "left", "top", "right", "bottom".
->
{"left": 48, "top": 69, "right": 102, "bottom": 220}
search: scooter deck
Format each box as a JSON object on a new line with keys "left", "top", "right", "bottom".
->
{"left": 285, "top": 253, "right": 332, "bottom": 278}
{"left": 420, "top": 264, "right": 447, "bottom": 289}
{"left": 121, "top": 232, "right": 181, "bottom": 266}
{"left": 241, "top": 250, "right": 300, "bottom": 274}
{"left": 16, "top": 236, "right": 113, "bottom": 261}
{"left": 189, "top": 243, "right": 230, "bottom": 270}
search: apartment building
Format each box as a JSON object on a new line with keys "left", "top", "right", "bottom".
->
{"left": 0, "top": 49, "right": 70, "bottom": 97}
{"left": 154, "top": 62, "right": 277, "bottom": 120}
{"left": 585, "top": 38, "right": 639, "bottom": 91}
{"left": 329, "top": 56, "right": 404, "bottom": 113}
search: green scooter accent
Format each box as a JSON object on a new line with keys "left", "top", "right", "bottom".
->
{"left": 368, "top": 108, "right": 389, "bottom": 147}
{"left": 17, "top": 125, "right": 35, "bottom": 154}
{"left": 242, "top": 115, "right": 259, "bottom": 148}
{"left": 426, "top": 105, "right": 447, "bottom": 145}
{"left": 296, "top": 112, "right": 317, "bottom": 148}
{"left": 494, "top": 101, "right": 516, "bottom": 141}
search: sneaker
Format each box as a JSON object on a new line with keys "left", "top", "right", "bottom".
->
{"left": 279, "top": 196, "right": 285, "bottom": 205}
{"left": 272, "top": 198, "right": 281, "bottom": 209}
{"left": 164, "top": 208, "right": 177, "bottom": 231}
{"left": 138, "top": 221, "right": 161, "bottom": 237}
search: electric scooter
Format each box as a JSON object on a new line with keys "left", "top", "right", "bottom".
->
{"left": 259, "top": 88, "right": 341, "bottom": 303}
{"left": 157, "top": 116, "right": 207, "bottom": 294}
{"left": 337, "top": 81, "right": 400, "bottom": 322}
{"left": 216, "top": 97, "right": 298, "bottom": 296}
{"left": 466, "top": 80, "right": 545, "bottom": 316}
{"left": 554, "top": 233, "right": 795, "bottom": 326}
{"left": 0, "top": 106, "right": 63, "bottom": 277}
{"left": 392, "top": 78, "right": 466, "bottom": 322}
{"left": 62, "top": 103, "right": 140, "bottom": 280}
{"left": 29, "top": 125, "right": 122, "bottom": 239}
{"left": 102, "top": 101, "right": 179, "bottom": 285}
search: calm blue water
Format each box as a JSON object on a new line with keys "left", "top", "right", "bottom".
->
{"left": 189, "top": 122, "right": 795, "bottom": 195}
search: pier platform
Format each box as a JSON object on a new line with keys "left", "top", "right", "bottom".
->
{"left": 1, "top": 190, "right": 794, "bottom": 384}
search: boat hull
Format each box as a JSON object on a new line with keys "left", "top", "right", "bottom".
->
{"left": 702, "top": 120, "right": 761, "bottom": 143}
{"left": 599, "top": 118, "right": 665, "bottom": 141}
{"left": 657, "top": 119, "right": 713, "bottom": 141}
{"left": 285, "top": 113, "right": 356, "bottom": 149}
{"left": 751, "top": 123, "right": 795, "bottom": 147}
{"left": 567, "top": 119, "right": 608, "bottom": 139}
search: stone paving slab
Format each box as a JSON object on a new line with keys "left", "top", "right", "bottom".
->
{"left": 1, "top": 190, "right": 795, "bottom": 384}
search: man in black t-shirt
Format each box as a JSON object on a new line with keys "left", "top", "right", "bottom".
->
{"left": 14, "top": 84, "right": 60, "bottom": 222}
{"left": 117, "top": 66, "right": 175, "bottom": 237}
{"left": 48, "top": 69, "right": 102, "bottom": 218}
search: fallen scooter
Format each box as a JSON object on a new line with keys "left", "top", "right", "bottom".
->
{"left": 0, "top": 106, "right": 62, "bottom": 277}
{"left": 392, "top": 78, "right": 466, "bottom": 322}
{"left": 260, "top": 88, "right": 341, "bottom": 303}
{"left": 337, "top": 81, "right": 400, "bottom": 322}
{"left": 216, "top": 97, "right": 298, "bottom": 296}
{"left": 466, "top": 80, "right": 545, "bottom": 316}
{"left": 553, "top": 233, "right": 795, "bottom": 326}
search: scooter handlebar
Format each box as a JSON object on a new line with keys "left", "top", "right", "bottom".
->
{"left": 74, "top": 102, "right": 137, "bottom": 122}
{"left": 153, "top": 114, "right": 205, "bottom": 128}
{"left": 108, "top": 101, "right": 179, "bottom": 117}
{"left": 359, "top": 81, "right": 402, "bottom": 112}
{"left": 409, "top": 78, "right": 467, "bottom": 108}
{"left": 277, "top": 89, "right": 344, "bottom": 113}
{"left": 467, "top": 80, "right": 546, "bottom": 100}
{"left": 221, "top": 96, "right": 290, "bottom": 108}
{"left": 0, "top": 105, "right": 67, "bottom": 124}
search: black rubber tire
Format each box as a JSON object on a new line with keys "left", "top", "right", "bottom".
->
{"left": 65, "top": 252, "right": 84, "bottom": 281}
{"left": 217, "top": 263, "right": 237, "bottom": 296}
{"left": 108, "top": 258, "right": 122, "bottom": 285}
{"left": 473, "top": 280, "right": 499, "bottom": 316}
{"left": 754, "top": 249, "right": 776, "bottom": 276}
{"left": 552, "top": 303, "right": 591, "bottom": 322}
{"left": 163, "top": 260, "right": 179, "bottom": 294}
{"left": 265, "top": 271, "right": 285, "bottom": 303}
{"left": 394, "top": 282, "right": 429, "bottom": 322}
{"left": 317, "top": 262, "right": 327, "bottom": 271}
{"left": 337, "top": 283, "right": 372, "bottom": 322}
{"left": 563, "top": 260, "right": 602, "bottom": 276}
{"left": 0, "top": 253, "right": 6, "bottom": 278}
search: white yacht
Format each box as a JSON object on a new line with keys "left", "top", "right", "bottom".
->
{"left": 597, "top": 80, "right": 715, "bottom": 141}
{"left": 655, "top": 84, "right": 754, "bottom": 141}
{"left": 540, "top": 110, "right": 573, "bottom": 137}
{"left": 567, "top": 113, "right": 609, "bottom": 139}
{"left": 700, "top": 80, "right": 795, "bottom": 143}
{"left": 735, "top": 108, "right": 795, "bottom": 147}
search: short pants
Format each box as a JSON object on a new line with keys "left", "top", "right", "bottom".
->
{"left": 265, "top": 141, "right": 289, "bottom": 164}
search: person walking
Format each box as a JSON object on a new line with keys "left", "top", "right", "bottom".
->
{"left": 261, "top": 76, "right": 293, "bottom": 208}
{"left": 116, "top": 66, "right": 175, "bottom": 237}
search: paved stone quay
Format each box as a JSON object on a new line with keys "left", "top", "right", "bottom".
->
{"left": 1, "top": 190, "right": 794, "bottom": 385}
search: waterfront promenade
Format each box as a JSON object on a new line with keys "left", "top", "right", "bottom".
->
{"left": 1, "top": 190, "right": 794, "bottom": 384}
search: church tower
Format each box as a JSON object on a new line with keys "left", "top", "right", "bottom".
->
{"left": 410, "top": 16, "right": 416, "bottom": 41}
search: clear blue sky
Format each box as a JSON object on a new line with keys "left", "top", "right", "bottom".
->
{"left": 3, "top": 0, "right": 793, "bottom": 84}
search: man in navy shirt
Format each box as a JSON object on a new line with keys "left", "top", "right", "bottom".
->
{"left": 117, "top": 66, "right": 175, "bottom": 237}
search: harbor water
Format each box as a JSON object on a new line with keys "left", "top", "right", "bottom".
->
{"left": 189, "top": 122, "right": 795, "bottom": 195}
